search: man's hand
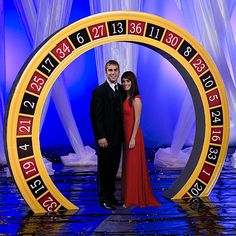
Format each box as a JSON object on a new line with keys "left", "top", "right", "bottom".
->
{"left": 98, "top": 138, "right": 108, "bottom": 148}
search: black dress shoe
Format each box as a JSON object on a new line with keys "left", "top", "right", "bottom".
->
{"left": 100, "top": 202, "right": 116, "bottom": 210}
{"left": 110, "top": 198, "right": 123, "bottom": 206}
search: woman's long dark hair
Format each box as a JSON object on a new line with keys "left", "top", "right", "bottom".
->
{"left": 121, "top": 71, "right": 140, "bottom": 106}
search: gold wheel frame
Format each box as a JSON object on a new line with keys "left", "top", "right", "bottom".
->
{"left": 5, "top": 11, "right": 229, "bottom": 213}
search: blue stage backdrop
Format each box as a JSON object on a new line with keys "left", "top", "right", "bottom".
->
{"left": 3, "top": 0, "right": 236, "bottom": 150}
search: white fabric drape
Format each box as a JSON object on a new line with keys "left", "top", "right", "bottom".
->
{"left": 89, "top": 0, "right": 143, "bottom": 83}
{"left": 0, "top": 0, "right": 6, "bottom": 165}
{"left": 13, "top": 0, "right": 96, "bottom": 168}
{"left": 155, "top": 0, "right": 236, "bottom": 168}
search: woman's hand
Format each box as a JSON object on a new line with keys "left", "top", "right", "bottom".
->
{"left": 129, "top": 137, "right": 135, "bottom": 149}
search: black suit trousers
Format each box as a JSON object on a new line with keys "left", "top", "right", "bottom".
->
{"left": 97, "top": 144, "right": 121, "bottom": 203}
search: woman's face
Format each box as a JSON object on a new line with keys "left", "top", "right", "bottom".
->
{"left": 122, "top": 78, "right": 132, "bottom": 91}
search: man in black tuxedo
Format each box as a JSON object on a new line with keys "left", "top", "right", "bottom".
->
{"left": 90, "top": 60, "right": 124, "bottom": 210}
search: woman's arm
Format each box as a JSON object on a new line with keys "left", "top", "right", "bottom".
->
{"left": 129, "top": 97, "right": 142, "bottom": 149}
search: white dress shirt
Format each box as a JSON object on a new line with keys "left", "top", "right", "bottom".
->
{"left": 107, "top": 79, "right": 118, "bottom": 92}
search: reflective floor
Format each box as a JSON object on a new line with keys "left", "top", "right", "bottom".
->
{"left": 1, "top": 148, "right": 236, "bottom": 235}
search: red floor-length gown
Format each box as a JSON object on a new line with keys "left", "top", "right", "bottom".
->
{"left": 122, "top": 96, "right": 160, "bottom": 207}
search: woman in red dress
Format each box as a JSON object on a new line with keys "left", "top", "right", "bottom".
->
{"left": 121, "top": 71, "right": 160, "bottom": 208}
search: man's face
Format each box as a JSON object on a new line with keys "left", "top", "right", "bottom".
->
{"left": 106, "top": 64, "right": 120, "bottom": 83}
